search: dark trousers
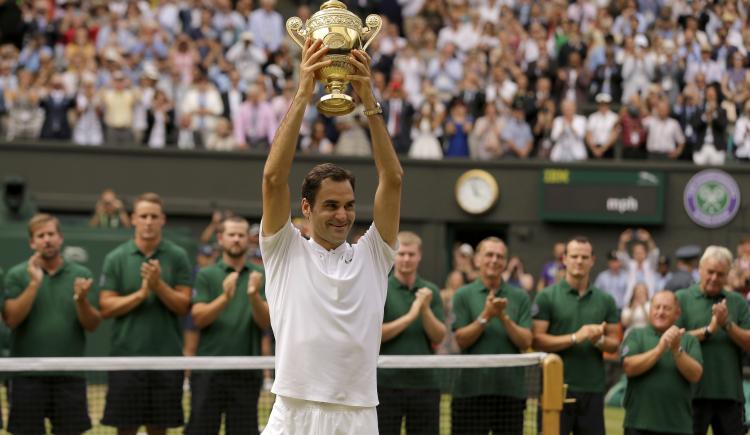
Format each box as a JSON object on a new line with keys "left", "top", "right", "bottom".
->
{"left": 451, "top": 395, "right": 525, "bottom": 435}
{"left": 8, "top": 376, "right": 91, "bottom": 435}
{"left": 377, "top": 387, "right": 440, "bottom": 435}
{"left": 560, "top": 391, "right": 605, "bottom": 435}
{"left": 692, "top": 399, "right": 747, "bottom": 435}
{"left": 185, "top": 371, "right": 262, "bottom": 435}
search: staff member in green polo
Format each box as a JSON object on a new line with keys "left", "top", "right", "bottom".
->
{"left": 186, "top": 216, "right": 270, "bottom": 434}
{"left": 377, "top": 231, "right": 445, "bottom": 434}
{"left": 675, "top": 246, "right": 750, "bottom": 435}
{"left": 3, "top": 213, "right": 101, "bottom": 435}
{"left": 99, "top": 192, "right": 193, "bottom": 435}
{"left": 532, "top": 236, "right": 620, "bottom": 435}
{"left": 451, "top": 237, "right": 533, "bottom": 435}
{"left": 621, "top": 291, "right": 703, "bottom": 435}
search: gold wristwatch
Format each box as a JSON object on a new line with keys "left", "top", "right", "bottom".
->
{"left": 363, "top": 102, "right": 383, "bottom": 116}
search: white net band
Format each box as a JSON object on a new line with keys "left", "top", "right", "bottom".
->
{"left": 0, "top": 353, "right": 548, "bottom": 371}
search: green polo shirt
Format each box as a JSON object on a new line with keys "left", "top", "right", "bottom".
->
{"left": 193, "top": 259, "right": 266, "bottom": 357}
{"left": 675, "top": 284, "right": 750, "bottom": 402}
{"left": 101, "top": 239, "right": 192, "bottom": 356}
{"left": 0, "top": 268, "right": 7, "bottom": 357}
{"left": 533, "top": 279, "right": 618, "bottom": 393}
{"left": 3, "top": 261, "right": 96, "bottom": 357}
{"left": 451, "top": 279, "right": 532, "bottom": 398}
{"left": 622, "top": 325, "right": 702, "bottom": 434}
{"left": 378, "top": 274, "right": 443, "bottom": 389}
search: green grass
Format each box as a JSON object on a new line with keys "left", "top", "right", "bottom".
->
{"left": 0, "top": 385, "right": 629, "bottom": 434}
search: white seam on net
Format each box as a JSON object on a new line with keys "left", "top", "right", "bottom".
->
{"left": 0, "top": 353, "right": 547, "bottom": 371}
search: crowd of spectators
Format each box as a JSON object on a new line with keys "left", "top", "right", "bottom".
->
{"left": 2, "top": 0, "right": 750, "bottom": 162}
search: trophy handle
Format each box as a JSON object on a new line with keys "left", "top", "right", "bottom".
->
{"left": 360, "top": 14, "right": 382, "bottom": 51}
{"left": 285, "top": 17, "right": 307, "bottom": 49}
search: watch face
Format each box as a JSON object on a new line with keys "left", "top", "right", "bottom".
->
{"left": 455, "top": 170, "right": 499, "bottom": 214}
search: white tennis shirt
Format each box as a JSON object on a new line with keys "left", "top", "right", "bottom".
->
{"left": 260, "top": 219, "right": 396, "bottom": 407}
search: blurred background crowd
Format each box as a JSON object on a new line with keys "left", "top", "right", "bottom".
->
{"left": 2, "top": 0, "right": 750, "bottom": 162}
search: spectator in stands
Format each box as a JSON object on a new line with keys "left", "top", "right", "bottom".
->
{"left": 205, "top": 117, "right": 238, "bottom": 151}
{"left": 248, "top": 0, "right": 284, "bottom": 54}
{"left": 383, "top": 80, "right": 414, "bottom": 154}
{"left": 672, "top": 86, "right": 702, "bottom": 160}
{"left": 99, "top": 192, "right": 192, "bottom": 434}
{"left": 443, "top": 98, "right": 473, "bottom": 158}
{"left": 3, "top": 213, "right": 101, "bottom": 435}
{"left": 452, "top": 237, "right": 532, "bottom": 434}
{"left": 187, "top": 216, "right": 269, "bottom": 435}
{"left": 618, "top": 228, "right": 661, "bottom": 302}
{"left": 621, "top": 35, "right": 656, "bottom": 104}
{"left": 437, "top": 270, "right": 464, "bottom": 355}
{"left": 550, "top": 99, "right": 587, "bottom": 162}
{"left": 3, "top": 68, "right": 42, "bottom": 141}
{"left": 226, "top": 31, "right": 267, "bottom": 84}
{"left": 378, "top": 231, "right": 445, "bottom": 435}
{"left": 408, "top": 89, "right": 444, "bottom": 159}
{"left": 73, "top": 76, "right": 103, "bottom": 146}
{"left": 501, "top": 100, "right": 534, "bottom": 159}
{"left": 693, "top": 83, "right": 727, "bottom": 165}
{"left": 144, "top": 89, "right": 176, "bottom": 148}
{"left": 334, "top": 110, "right": 371, "bottom": 157}
{"left": 234, "top": 83, "right": 276, "bottom": 150}
{"left": 533, "top": 236, "right": 620, "bottom": 435}
{"left": 733, "top": 237, "right": 750, "bottom": 297}
{"left": 536, "top": 242, "right": 565, "bottom": 294}
{"left": 655, "top": 255, "right": 672, "bottom": 292}
{"left": 621, "top": 291, "right": 703, "bottom": 434}
{"left": 181, "top": 70, "right": 223, "bottom": 148}
{"left": 684, "top": 42, "right": 724, "bottom": 85}
{"left": 300, "top": 119, "right": 333, "bottom": 155}
{"left": 90, "top": 189, "right": 130, "bottom": 229}
{"left": 664, "top": 245, "right": 702, "bottom": 292}
{"left": 39, "top": 74, "right": 75, "bottom": 141}
{"left": 585, "top": 93, "right": 619, "bottom": 159}
{"left": 732, "top": 99, "right": 750, "bottom": 160}
{"left": 619, "top": 93, "right": 648, "bottom": 159}
{"left": 533, "top": 98, "right": 556, "bottom": 159}
{"left": 590, "top": 46, "right": 622, "bottom": 104}
{"left": 595, "top": 250, "right": 629, "bottom": 312}
{"left": 100, "top": 70, "right": 138, "bottom": 146}
{"left": 470, "top": 102, "right": 504, "bottom": 160}
{"left": 644, "top": 99, "right": 685, "bottom": 159}
{"left": 676, "top": 246, "right": 750, "bottom": 435}
{"left": 621, "top": 282, "right": 651, "bottom": 332}
{"left": 452, "top": 242, "right": 478, "bottom": 285}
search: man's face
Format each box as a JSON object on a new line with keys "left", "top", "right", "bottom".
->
{"left": 218, "top": 221, "right": 250, "bottom": 259}
{"left": 649, "top": 292, "right": 680, "bottom": 332}
{"left": 632, "top": 243, "right": 647, "bottom": 263}
{"left": 132, "top": 201, "right": 165, "bottom": 242}
{"left": 553, "top": 242, "right": 566, "bottom": 261}
{"left": 563, "top": 241, "right": 595, "bottom": 280}
{"left": 395, "top": 243, "right": 421, "bottom": 276}
{"left": 699, "top": 257, "right": 730, "bottom": 296}
{"left": 30, "top": 221, "right": 63, "bottom": 261}
{"left": 303, "top": 178, "right": 355, "bottom": 249}
{"left": 608, "top": 258, "right": 620, "bottom": 273}
{"left": 475, "top": 240, "right": 507, "bottom": 281}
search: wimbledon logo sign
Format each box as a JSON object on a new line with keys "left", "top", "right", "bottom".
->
{"left": 683, "top": 169, "right": 741, "bottom": 228}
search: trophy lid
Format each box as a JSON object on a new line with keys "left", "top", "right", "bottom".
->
{"left": 320, "top": 0, "right": 348, "bottom": 10}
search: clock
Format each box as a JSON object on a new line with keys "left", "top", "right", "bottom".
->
{"left": 455, "top": 169, "right": 500, "bottom": 215}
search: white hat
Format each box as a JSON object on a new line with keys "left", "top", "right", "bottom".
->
{"left": 634, "top": 34, "right": 649, "bottom": 48}
{"left": 595, "top": 93, "right": 612, "bottom": 104}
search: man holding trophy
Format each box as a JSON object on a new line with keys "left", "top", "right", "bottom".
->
{"left": 259, "top": 2, "right": 403, "bottom": 433}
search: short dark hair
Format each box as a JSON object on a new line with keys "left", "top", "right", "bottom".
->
{"left": 301, "top": 163, "right": 356, "bottom": 207}
{"left": 565, "top": 235, "right": 594, "bottom": 256}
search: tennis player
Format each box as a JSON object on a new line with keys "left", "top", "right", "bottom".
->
{"left": 259, "top": 37, "right": 403, "bottom": 434}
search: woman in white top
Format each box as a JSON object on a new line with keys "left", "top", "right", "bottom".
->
{"left": 409, "top": 97, "right": 445, "bottom": 159}
{"left": 550, "top": 99, "right": 587, "bottom": 161}
{"left": 73, "top": 79, "right": 103, "bottom": 146}
{"left": 621, "top": 282, "right": 651, "bottom": 334}
{"left": 733, "top": 99, "right": 750, "bottom": 160}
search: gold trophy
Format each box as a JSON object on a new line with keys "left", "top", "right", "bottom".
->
{"left": 286, "top": 0, "right": 382, "bottom": 116}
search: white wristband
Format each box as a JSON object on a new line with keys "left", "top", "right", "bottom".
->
{"left": 571, "top": 333, "right": 577, "bottom": 344}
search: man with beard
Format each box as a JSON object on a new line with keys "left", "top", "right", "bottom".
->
{"left": 532, "top": 236, "right": 620, "bottom": 435}
{"left": 99, "top": 192, "right": 193, "bottom": 435}
{"left": 186, "top": 216, "right": 269, "bottom": 434}
{"left": 676, "top": 246, "right": 750, "bottom": 435}
{"left": 377, "top": 231, "right": 445, "bottom": 434}
{"left": 451, "top": 237, "right": 533, "bottom": 434}
{"left": 3, "top": 214, "right": 101, "bottom": 435}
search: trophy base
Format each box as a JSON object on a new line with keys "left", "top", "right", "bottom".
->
{"left": 318, "top": 93, "right": 355, "bottom": 117}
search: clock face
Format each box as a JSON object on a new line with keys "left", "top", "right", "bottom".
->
{"left": 455, "top": 170, "right": 499, "bottom": 214}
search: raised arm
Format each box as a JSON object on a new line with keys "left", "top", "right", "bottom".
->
{"left": 262, "top": 38, "right": 331, "bottom": 236}
{"left": 347, "top": 50, "right": 403, "bottom": 246}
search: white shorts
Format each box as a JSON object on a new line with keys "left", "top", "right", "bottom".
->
{"left": 261, "top": 395, "right": 378, "bottom": 435}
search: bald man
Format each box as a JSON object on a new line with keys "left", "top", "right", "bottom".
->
{"left": 621, "top": 291, "right": 703, "bottom": 435}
